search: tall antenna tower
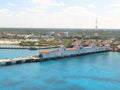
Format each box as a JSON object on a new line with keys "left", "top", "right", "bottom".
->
{"left": 96, "top": 18, "right": 97, "bottom": 31}
{"left": 94, "top": 18, "right": 98, "bottom": 36}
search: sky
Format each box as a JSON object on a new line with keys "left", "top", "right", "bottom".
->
{"left": 0, "top": 0, "right": 120, "bottom": 28}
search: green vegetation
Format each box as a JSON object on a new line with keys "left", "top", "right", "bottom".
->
{"left": 1, "top": 28, "right": 120, "bottom": 49}
{"left": 110, "top": 41, "right": 120, "bottom": 48}
{"left": 0, "top": 28, "right": 120, "bottom": 40}
{"left": 20, "top": 41, "right": 36, "bottom": 46}
{"left": 20, "top": 40, "right": 61, "bottom": 46}
{"left": 19, "top": 39, "right": 71, "bottom": 47}
{"left": 62, "top": 39, "right": 71, "bottom": 47}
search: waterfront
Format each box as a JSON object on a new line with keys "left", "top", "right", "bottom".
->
{"left": 0, "top": 52, "right": 120, "bottom": 90}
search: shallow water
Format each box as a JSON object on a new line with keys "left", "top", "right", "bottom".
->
{"left": 0, "top": 49, "right": 39, "bottom": 59}
{"left": 0, "top": 52, "right": 120, "bottom": 90}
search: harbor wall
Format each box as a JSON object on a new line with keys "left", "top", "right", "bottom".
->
{"left": 0, "top": 45, "right": 110, "bottom": 66}
{"left": 0, "top": 50, "right": 110, "bottom": 66}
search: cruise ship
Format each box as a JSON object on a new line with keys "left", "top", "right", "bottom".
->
{"left": 39, "top": 44, "right": 110, "bottom": 59}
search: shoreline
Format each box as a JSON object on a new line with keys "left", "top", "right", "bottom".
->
{"left": 0, "top": 41, "right": 119, "bottom": 52}
{"left": 0, "top": 39, "right": 20, "bottom": 45}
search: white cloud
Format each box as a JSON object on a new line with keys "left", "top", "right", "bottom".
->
{"left": 26, "top": 0, "right": 64, "bottom": 7}
{"left": 0, "top": 5, "right": 97, "bottom": 28}
{"left": 22, "top": 0, "right": 64, "bottom": 14}
{"left": 0, "top": 8, "right": 12, "bottom": 16}
{"left": 7, "top": 3, "right": 16, "bottom": 7}
{"left": 54, "top": 6, "right": 96, "bottom": 17}
{"left": 109, "top": 1, "right": 120, "bottom": 14}
{"left": 33, "top": 6, "right": 97, "bottom": 28}
{"left": 62, "top": 6, "right": 89, "bottom": 15}
{"left": 110, "top": 1, "right": 120, "bottom": 7}
{"left": 88, "top": 4, "right": 96, "bottom": 8}
{"left": 24, "top": 6, "right": 47, "bottom": 13}
{"left": 1, "top": 1, "right": 120, "bottom": 28}
{"left": 111, "top": 9, "right": 120, "bottom": 14}
{"left": 97, "top": 15, "right": 120, "bottom": 28}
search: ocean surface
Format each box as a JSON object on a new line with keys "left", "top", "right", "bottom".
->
{"left": 0, "top": 49, "right": 39, "bottom": 59}
{"left": 0, "top": 51, "right": 120, "bottom": 90}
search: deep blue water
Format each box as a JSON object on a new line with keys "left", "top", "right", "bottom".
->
{"left": 0, "top": 52, "right": 120, "bottom": 90}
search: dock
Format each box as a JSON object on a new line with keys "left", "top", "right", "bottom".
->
{"left": 0, "top": 56, "right": 41, "bottom": 66}
{"left": 0, "top": 44, "right": 111, "bottom": 66}
{"left": 0, "top": 50, "right": 110, "bottom": 66}
{"left": 0, "top": 46, "right": 58, "bottom": 50}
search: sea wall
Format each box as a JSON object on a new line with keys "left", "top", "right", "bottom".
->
{"left": 0, "top": 50, "right": 110, "bottom": 66}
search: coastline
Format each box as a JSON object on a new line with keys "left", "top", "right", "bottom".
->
{"left": 0, "top": 39, "right": 119, "bottom": 52}
{"left": 0, "top": 39, "right": 59, "bottom": 49}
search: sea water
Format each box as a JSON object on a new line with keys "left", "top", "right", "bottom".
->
{"left": 0, "top": 49, "right": 39, "bottom": 59}
{"left": 0, "top": 51, "right": 120, "bottom": 90}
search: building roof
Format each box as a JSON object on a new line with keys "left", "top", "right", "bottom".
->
{"left": 67, "top": 48, "right": 76, "bottom": 50}
{"left": 84, "top": 46, "right": 92, "bottom": 48}
{"left": 40, "top": 50, "right": 52, "bottom": 53}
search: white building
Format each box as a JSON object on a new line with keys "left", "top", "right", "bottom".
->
{"left": 57, "top": 32, "right": 68, "bottom": 38}
{"left": 39, "top": 44, "right": 110, "bottom": 59}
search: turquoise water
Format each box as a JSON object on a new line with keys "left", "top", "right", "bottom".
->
{"left": 0, "top": 49, "right": 39, "bottom": 59}
{"left": 0, "top": 52, "right": 120, "bottom": 90}
{"left": 0, "top": 45, "right": 57, "bottom": 59}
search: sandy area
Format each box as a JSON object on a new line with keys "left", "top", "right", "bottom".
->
{"left": 0, "top": 40, "right": 20, "bottom": 45}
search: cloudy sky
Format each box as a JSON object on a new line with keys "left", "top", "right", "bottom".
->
{"left": 0, "top": 0, "right": 120, "bottom": 28}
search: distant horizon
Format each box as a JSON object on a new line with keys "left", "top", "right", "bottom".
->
{"left": 0, "top": 27, "right": 120, "bottom": 30}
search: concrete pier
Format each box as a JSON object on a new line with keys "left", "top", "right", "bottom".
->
{"left": 0, "top": 50, "right": 110, "bottom": 66}
{"left": 0, "top": 46, "right": 58, "bottom": 50}
{"left": 0, "top": 56, "right": 41, "bottom": 66}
